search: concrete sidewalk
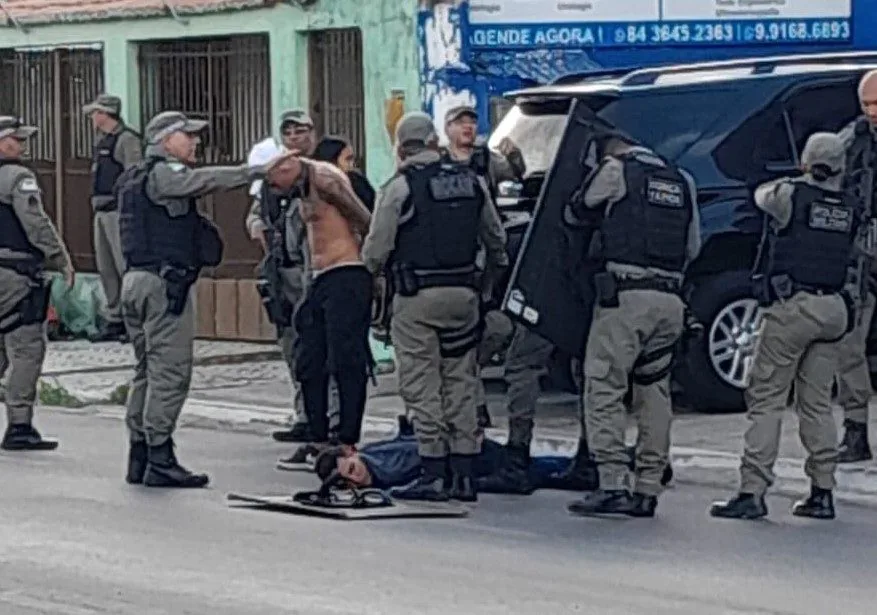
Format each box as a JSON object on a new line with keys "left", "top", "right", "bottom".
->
{"left": 8, "top": 339, "right": 877, "bottom": 509}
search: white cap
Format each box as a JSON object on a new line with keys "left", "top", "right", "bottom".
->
{"left": 247, "top": 137, "right": 286, "bottom": 196}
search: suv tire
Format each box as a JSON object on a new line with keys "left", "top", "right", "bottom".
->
{"left": 678, "top": 270, "right": 762, "bottom": 413}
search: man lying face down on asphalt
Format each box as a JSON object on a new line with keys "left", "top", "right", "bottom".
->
{"left": 313, "top": 425, "right": 673, "bottom": 496}
{"left": 253, "top": 141, "right": 374, "bottom": 458}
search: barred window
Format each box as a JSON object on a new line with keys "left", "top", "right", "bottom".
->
{"left": 139, "top": 34, "right": 272, "bottom": 164}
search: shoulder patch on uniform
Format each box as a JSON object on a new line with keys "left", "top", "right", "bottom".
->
{"left": 16, "top": 177, "right": 39, "bottom": 193}
{"left": 167, "top": 162, "right": 186, "bottom": 172}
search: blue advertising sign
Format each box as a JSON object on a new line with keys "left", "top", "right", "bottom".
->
{"left": 468, "top": 0, "right": 853, "bottom": 49}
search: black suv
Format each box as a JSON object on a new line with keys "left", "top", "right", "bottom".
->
{"left": 487, "top": 51, "right": 877, "bottom": 412}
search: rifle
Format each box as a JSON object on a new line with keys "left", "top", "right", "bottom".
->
{"left": 255, "top": 189, "right": 294, "bottom": 336}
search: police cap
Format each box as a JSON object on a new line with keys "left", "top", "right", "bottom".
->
{"left": 82, "top": 93, "right": 122, "bottom": 116}
{"left": 395, "top": 111, "right": 438, "bottom": 146}
{"left": 144, "top": 111, "right": 208, "bottom": 144}
{"left": 445, "top": 105, "right": 478, "bottom": 124}
{"left": 801, "top": 132, "right": 846, "bottom": 176}
{"left": 0, "top": 116, "right": 37, "bottom": 141}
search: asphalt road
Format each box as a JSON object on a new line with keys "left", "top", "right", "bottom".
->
{"left": 2, "top": 412, "right": 875, "bottom": 615}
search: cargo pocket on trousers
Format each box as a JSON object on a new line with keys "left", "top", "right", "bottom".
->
{"left": 583, "top": 357, "right": 612, "bottom": 401}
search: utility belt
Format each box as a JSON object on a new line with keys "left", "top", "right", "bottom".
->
{"left": 752, "top": 273, "right": 843, "bottom": 306}
{"left": 128, "top": 262, "right": 199, "bottom": 316}
{"left": 594, "top": 271, "right": 681, "bottom": 308}
{"left": 0, "top": 265, "right": 50, "bottom": 335}
{"left": 753, "top": 272, "right": 855, "bottom": 336}
{"left": 391, "top": 263, "right": 479, "bottom": 297}
{"left": 0, "top": 257, "right": 43, "bottom": 279}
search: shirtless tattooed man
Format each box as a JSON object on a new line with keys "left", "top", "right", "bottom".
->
{"left": 260, "top": 144, "right": 373, "bottom": 453}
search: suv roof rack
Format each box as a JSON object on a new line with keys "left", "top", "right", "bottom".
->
{"left": 551, "top": 66, "right": 638, "bottom": 85}
{"left": 622, "top": 51, "right": 877, "bottom": 86}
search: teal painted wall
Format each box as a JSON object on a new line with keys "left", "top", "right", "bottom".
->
{"left": 0, "top": 0, "right": 420, "bottom": 184}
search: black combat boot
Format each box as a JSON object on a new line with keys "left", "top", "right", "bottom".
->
{"left": 838, "top": 420, "right": 872, "bottom": 463}
{"left": 126, "top": 440, "right": 149, "bottom": 484}
{"left": 567, "top": 489, "right": 634, "bottom": 516}
{"left": 709, "top": 493, "right": 768, "bottom": 520}
{"left": 626, "top": 493, "right": 658, "bottom": 518}
{"left": 544, "top": 438, "right": 599, "bottom": 491}
{"left": 792, "top": 486, "right": 835, "bottom": 520}
{"left": 449, "top": 454, "right": 478, "bottom": 502}
{"left": 1, "top": 423, "right": 58, "bottom": 451}
{"left": 143, "top": 438, "right": 209, "bottom": 488}
{"left": 391, "top": 457, "right": 450, "bottom": 502}
{"left": 661, "top": 464, "right": 674, "bottom": 486}
{"left": 476, "top": 405, "right": 493, "bottom": 429}
{"left": 476, "top": 445, "right": 534, "bottom": 495}
{"left": 272, "top": 422, "right": 315, "bottom": 443}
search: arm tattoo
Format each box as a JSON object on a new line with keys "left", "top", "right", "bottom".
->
{"left": 310, "top": 161, "right": 372, "bottom": 234}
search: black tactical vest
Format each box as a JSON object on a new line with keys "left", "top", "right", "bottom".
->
{"left": 394, "top": 161, "right": 484, "bottom": 277}
{"left": 0, "top": 159, "right": 45, "bottom": 266}
{"left": 600, "top": 153, "right": 693, "bottom": 273}
{"left": 92, "top": 128, "right": 138, "bottom": 198}
{"left": 440, "top": 146, "right": 495, "bottom": 202}
{"left": 767, "top": 183, "right": 856, "bottom": 292}
{"left": 117, "top": 158, "right": 199, "bottom": 269}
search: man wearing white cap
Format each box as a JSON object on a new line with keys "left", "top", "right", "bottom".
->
{"left": 711, "top": 132, "right": 856, "bottom": 521}
{"left": 0, "top": 116, "right": 75, "bottom": 451}
{"left": 245, "top": 137, "right": 339, "bottom": 461}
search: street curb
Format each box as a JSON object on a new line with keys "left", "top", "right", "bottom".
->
{"left": 42, "top": 399, "right": 877, "bottom": 510}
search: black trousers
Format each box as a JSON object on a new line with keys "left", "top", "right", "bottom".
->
{"left": 294, "top": 265, "right": 373, "bottom": 445}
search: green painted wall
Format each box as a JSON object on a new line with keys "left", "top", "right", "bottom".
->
{"left": 0, "top": 0, "right": 420, "bottom": 184}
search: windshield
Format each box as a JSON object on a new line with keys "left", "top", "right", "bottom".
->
{"left": 489, "top": 89, "right": 728, "bottom": 175}
{"left": 488, "top": 100, "right": 570, "bottom": 175}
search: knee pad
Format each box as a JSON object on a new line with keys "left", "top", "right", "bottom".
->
{"left": 439, "top": 321, "right": 481, "bottom": 359}
{"left": 631, "top": 343, "right": 676, "bottom": 386}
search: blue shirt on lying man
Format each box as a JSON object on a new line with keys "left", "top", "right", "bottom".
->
{"left": 313, "top": 433, "right": 673, "bottom": 492}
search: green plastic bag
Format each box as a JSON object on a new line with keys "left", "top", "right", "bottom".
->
{"left": 48, "top": 273, "right": 103, "bottom": 338}
{"left": 369, "top": 330, "right": 395, "bottom": 370}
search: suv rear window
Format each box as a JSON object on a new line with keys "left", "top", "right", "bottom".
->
{"left": 490, "top": 88, "right": 730, "bottom": 175}
{"left": 488, "top": 99, "right": 571, "bottom": 175}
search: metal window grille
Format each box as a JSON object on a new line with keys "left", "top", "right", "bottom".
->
{"left": 138, "top": 34, "right": 272, "bottom": 163}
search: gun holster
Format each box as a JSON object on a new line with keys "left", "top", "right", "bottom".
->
{"left": 160, "top": 265, "right": 197, "bottom": 316}
{"left": 594, "top": 271, "right": 619, "bottom": 308}
{"left": 0, "top": 275, "right": 51, "bottom": 335}
{"left": 256, "top": 278, "right": 293, "bottom": 328}
{"left": 391, "top": 263, "right": 420, "bottom": 297}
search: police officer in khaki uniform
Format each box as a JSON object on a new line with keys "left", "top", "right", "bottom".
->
{"left": 363, "top": 112, "right": 508, "bottom": 502}
{"left": 118, "top": 111, "right": 276, "bottom": 488}
{"left": 0, "top": 116, "right": 75, "bottom": 450}
{"left": 83, "top": 94, "right": 143, "bottom": 342}
{"left": 711, "top": 133, "right": 855, "bottom": 521}
{"left": 443, "top": 104, "right": 524, "bottom": 428}
{"left": 566, "top": 134, "right": 700, "bottom": 518}
{"left": 833, "top": 70, "right": 877, "bottom": 464}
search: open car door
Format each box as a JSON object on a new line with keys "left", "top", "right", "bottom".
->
{"left": 500, "top": 98, "right": 616, "bottom": 359}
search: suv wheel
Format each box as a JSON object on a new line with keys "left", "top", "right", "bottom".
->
{"left": 678, "top": 270, "right": 762, "bottom": 412}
